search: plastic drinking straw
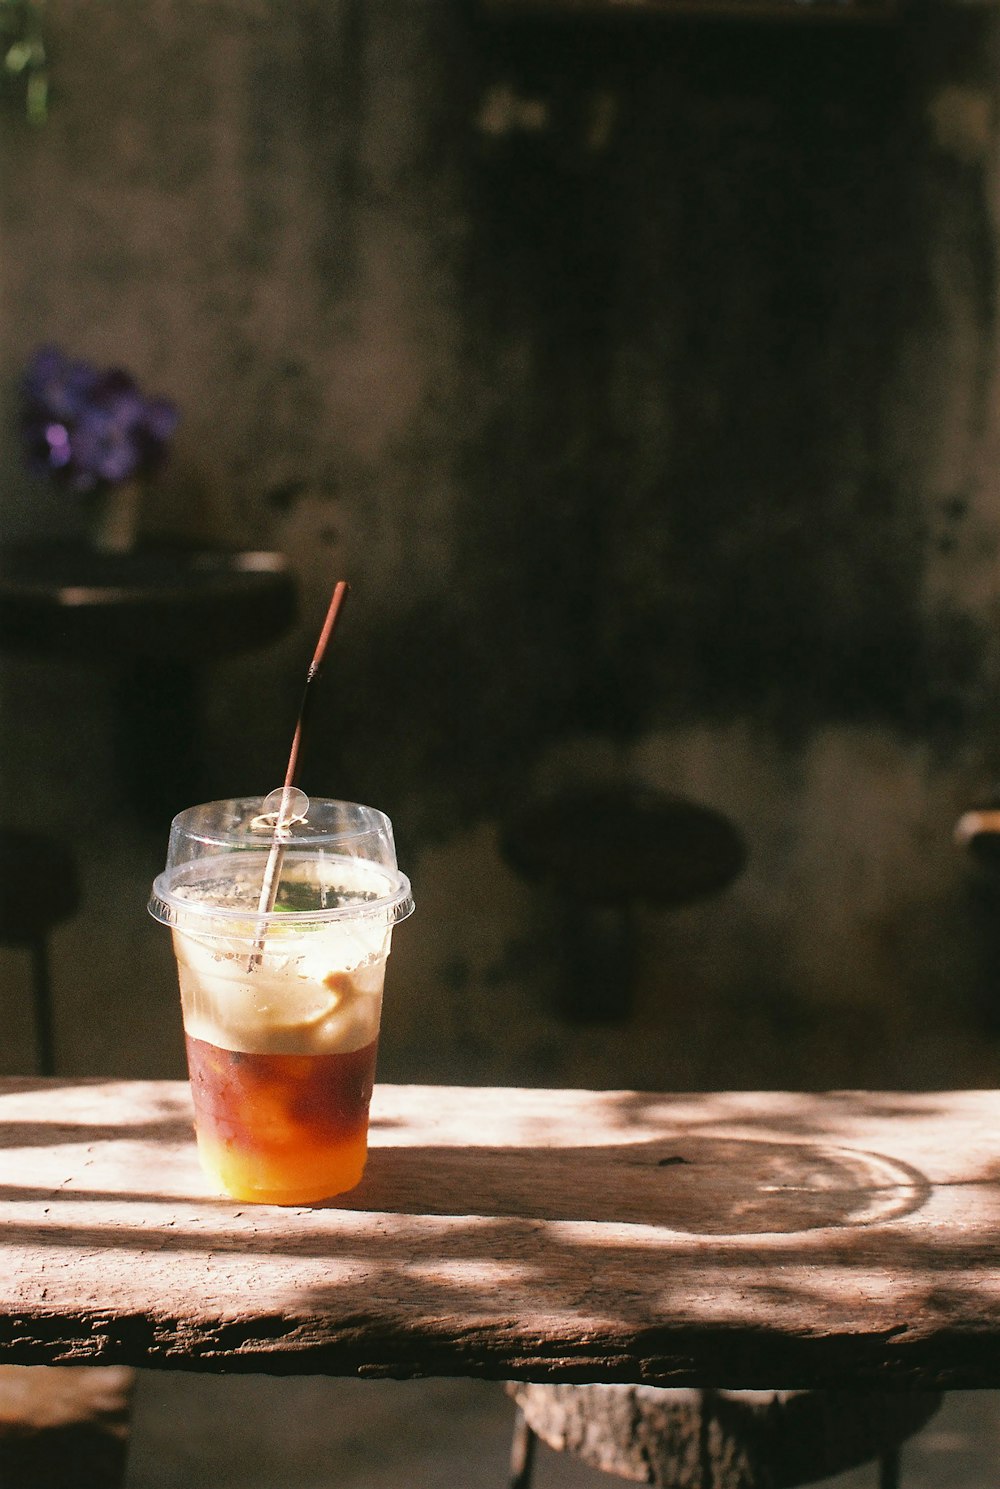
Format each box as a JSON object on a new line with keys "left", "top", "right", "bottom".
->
{"left": 248, "top": 580, "right": 350, "bottom": 969}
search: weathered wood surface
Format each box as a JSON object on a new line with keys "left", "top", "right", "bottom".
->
{"left": 2, "top": 1081, "right": 1000, "bottom": 1386}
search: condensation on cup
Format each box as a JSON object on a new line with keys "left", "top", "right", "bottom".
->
{"left": 149, "top": 796, "right": 413, "bottom": 1205}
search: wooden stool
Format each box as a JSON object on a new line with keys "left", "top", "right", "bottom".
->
{"left": 500, "top": 784, "right": 747, "bottom": 1021}
{"left": 0, "top": 1366, "right": 135, "bottom": 1489}
{"left": 508, "top": 1384, "right": 943, "bottom": 1489}
{"left": 0, "top": 828, "right": 81, "bottom": 1076}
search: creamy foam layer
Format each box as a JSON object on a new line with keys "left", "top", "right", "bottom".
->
{"left": 173, "top": 924, "right": 389, "bottom": 1055}
{"left": 161, "top": 852, "right": 397, "bottom": 1055}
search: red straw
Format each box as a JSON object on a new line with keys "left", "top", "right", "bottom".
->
{"left": 281, "top": 580, "right": 350, "bottom": 797}
{"left": 249, "top": 581, "right": 350, "bottom": 966}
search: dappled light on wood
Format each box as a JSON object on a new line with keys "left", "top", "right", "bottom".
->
{"left": 2, "top": 1082, "right": 1000, "bottom": 1387}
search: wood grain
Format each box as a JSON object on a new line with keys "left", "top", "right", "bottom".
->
{"left": 2, "top": 1081, "right": 999, "bottom": 1386}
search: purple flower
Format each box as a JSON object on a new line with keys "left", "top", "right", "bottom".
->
{"left": 70, "top": 406, "right": 142, "bottom": 489}
{"left": 21, "top": 344, "right": 97, "bottom": 422}
{"left": 19, "top": 344, "right": 179, "bottom": 494}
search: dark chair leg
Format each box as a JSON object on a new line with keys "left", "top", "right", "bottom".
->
{"left": 30, "top": 937, "right": 55, "bottom": 1077}
{"left": 509, "top": 1403, "right": 537, "bottom": 1489}
{"left": 879, "top": 1445, "right": 901, "bottom": 1489}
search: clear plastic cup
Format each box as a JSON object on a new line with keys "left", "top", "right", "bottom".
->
{"left": 149, "top": 796, "right": 413, "bottom": 1204}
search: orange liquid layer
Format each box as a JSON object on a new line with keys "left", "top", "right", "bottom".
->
{"left": 184, "top": 1032, "right": 379, "bottom": 1204}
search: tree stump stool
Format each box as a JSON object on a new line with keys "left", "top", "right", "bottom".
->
{"left": 507, "top": 1384, "right": 943, "bottom": 1489}
{"left": 500, "top": 784, "right": 747, "bottom": 1021}
{"left": 0, "top": 1366, "right": 135, "bottom": 1489}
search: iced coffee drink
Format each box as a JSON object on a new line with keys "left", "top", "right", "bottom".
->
{"left": 149, "top": 798, "right": 413, "bottom": 1205}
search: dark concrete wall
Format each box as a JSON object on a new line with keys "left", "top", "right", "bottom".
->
{"left": 2, "top": 0, "right": 1000, "bottom": 1087}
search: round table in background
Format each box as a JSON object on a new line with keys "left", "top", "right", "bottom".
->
{"left": 0, "top": 540, "right": 298, "bottom": 823}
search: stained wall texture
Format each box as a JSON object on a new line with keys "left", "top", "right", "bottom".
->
{"left": 1, "top": 0, "right": 1000, "bottom": 1088}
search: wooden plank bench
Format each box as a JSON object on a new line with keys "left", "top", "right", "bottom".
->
{"left": 2, "top": 1079, "right": 999, "bottom": 1391}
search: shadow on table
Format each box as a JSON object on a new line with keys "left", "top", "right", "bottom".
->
{"left": 0, "top": 1122, "right": 930, "bottom": 1234}
{"left": 340, "top": 1134, "right": 930, "bottom": 1232}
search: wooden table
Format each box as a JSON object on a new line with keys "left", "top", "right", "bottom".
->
{"left": 2, "top": 1080, "right": 999, "bottom": 1389}
{"left": 0, "top": 542, "right": 297, "bottom": 820}
{"left": 0, "top": 541, "right": 296, "bottom": 661}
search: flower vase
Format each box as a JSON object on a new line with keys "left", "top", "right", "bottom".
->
{"left": 91, "top": 481, "right": 141, "bottom": 555}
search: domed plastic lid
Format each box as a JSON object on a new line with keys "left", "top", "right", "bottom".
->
{"left": 148, "top": 795, "right": 413, "bottom": 932}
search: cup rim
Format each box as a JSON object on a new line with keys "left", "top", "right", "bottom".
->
{"left": 149, "top": 867, "right": 414, "bottom": 930}
{"left": 149, "top": 853, "right": 413, "bottom": 931}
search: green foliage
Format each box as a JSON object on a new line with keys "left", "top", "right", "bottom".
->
{"left": 1, "top": 0, "right": 47, "bottom": 124}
